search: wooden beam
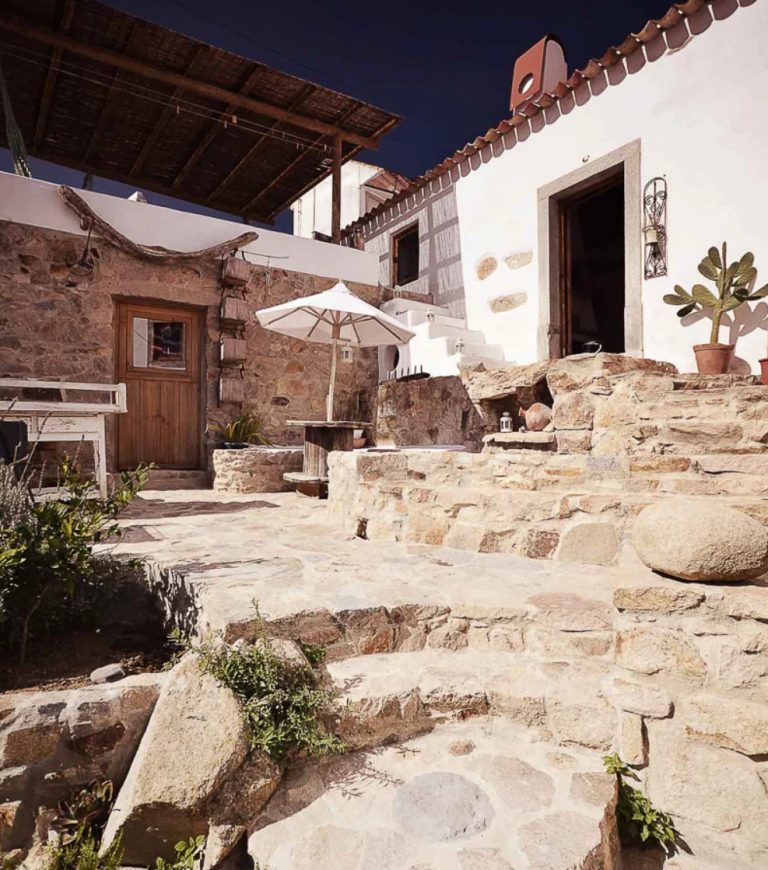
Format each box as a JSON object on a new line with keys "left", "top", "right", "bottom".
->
{"left": 2, "top": 14, "right": 381, "bottom": 150}
{"left": 23, "top": 145, "right": 274, "bottom": 224}
{"left": 205, "top": 83, "right": 316, "bottom": 203}
{"left": 129, "top": 44, "right": 209, "bottom": 176}
{"left": 331, "top": 133, "right": 342, "bottom": 244}
{"left": 170, "top": 66, "right": 263, "bottom": 191}
{"left": 33, "top": 0, "right": 76, "bottom": 148}
{"left": 241, "top": 103, "right": 361, "bottom": 216}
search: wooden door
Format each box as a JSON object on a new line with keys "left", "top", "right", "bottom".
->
{"left": 116, "top": 301, "right": 204, "bottom": 470}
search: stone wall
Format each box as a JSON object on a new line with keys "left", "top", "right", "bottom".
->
{"left": 0, "top": 221, "right": 383, "bottom": 473}
{"left": 212, "top": 447, "right": 303, "bottom": 493}
{"left": 376, "top": 376, "right": 484, "bottom": 450}
{"left": 329, "top": 357, "right": 768, "bottom": 563}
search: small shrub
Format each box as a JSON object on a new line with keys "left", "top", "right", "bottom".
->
{"left": 0, "top": 459, "right": 148, "bottom": 663}
{"left": 603, "top": 753, "right": 683, "bottom": 854}
{"left": 193, "top": 620, "right": 343, "bottom": 763}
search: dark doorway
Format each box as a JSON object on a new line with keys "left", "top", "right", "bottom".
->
{"left": 559, "top": 174, "right": 625, "bottom": 355}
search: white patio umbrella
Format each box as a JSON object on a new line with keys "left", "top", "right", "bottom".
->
{"left": 255, "top": 281, "right": 415, "bottom": 420}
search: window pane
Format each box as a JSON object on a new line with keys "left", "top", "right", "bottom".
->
{"left": 132, "top": 318, "right": 186, "bottom": 370}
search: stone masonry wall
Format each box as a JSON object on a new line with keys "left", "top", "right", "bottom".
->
{"left": 376, "top": 376, "right": 484, "bottom": 450}
{"left": 329, "top": 357, "right": 768, "bottom": 563}
{"left": 0, "top": 221, "right": 383, "bottom": 472}
{"left": 212, "top": 447, "right": 302, "bottom": 493}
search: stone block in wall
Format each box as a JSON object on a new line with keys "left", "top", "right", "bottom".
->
{"left": 212, "top": 447, "right": 303, "bottom": 493}
{"left": 546, "top": 354, "right": 677, "bottom": 396}
{"left": 221, "top": 257, "right": 251, "bottom": 287}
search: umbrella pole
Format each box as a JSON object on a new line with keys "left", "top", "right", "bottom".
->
{"left": 327, "top": 327, "right": 339, "bottom": 421}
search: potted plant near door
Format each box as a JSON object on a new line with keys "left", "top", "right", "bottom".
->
{"left": 664, "top": 243, "right": 768, "bottom": 374}
{"left": 212, "top": 411, "right": 272, "bottom": 449}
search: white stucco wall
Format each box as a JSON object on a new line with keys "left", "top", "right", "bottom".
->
{"left": 0, "top": 172, "right": 379, "bottom": 285}
{"left": 454, "top": 0, "right": 768, "bottom": 373}
{"left": 290, "top": 160, "right": 382, "bottom": 239}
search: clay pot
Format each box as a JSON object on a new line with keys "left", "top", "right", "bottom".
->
{"left": 693, "top": 343, "right": 734, "bottom": 374}
{"left": 760, "top": 358, "right": 768, "bottom": 386}
{"left": 524, "top": 403, "right": 553, "bottom": 431}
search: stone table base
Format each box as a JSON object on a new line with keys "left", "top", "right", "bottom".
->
{"left": 213, "top": 447, "right": 303, "bottom": 493}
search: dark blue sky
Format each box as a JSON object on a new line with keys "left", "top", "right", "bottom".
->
{"left": 1, "top": 0, "right": 657, "bottom": 230}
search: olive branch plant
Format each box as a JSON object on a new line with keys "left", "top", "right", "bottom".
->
{"left": 663, "top": 243, "right": 768, "bottom": 344}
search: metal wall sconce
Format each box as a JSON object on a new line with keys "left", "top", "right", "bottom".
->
{"left": 642, "top": 176, "right": 668, "bottom": 279}
{"left": 340, "top": 345, "right": 354, "bottom": 363}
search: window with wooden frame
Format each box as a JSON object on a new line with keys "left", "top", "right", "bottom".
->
{"left": 391, "top": 224, "right": 420, "bottom": 286}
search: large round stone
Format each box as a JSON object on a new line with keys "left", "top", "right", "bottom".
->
{"left": 393, "top": 772, "right": 494, "bottom": 842}
{"left": 632, "top": 500, "right": 768, "bottom": 582}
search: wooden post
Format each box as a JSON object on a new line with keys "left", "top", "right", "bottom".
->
{"left": 331, "top": 133, "right": 342, "bottom": 244}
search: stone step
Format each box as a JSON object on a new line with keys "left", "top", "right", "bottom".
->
{"left": 247, "top": 716, "right": 618, "bottom": 870}
{"left": 328, "top": 649, "right": 615, "bottom": 753}
{"left": 425, "top": 321, "right": 485, "bottom": 342}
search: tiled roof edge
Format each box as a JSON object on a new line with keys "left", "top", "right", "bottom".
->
{"left": 342, "top": 0, "right": 715, "bottom": 237}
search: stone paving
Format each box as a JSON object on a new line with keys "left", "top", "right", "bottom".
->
{"left": 109, "top": 490, "right": 768, "bottom": 869}
{"left": 115, "top": 489, "right": 653, "bottom": 636}
{"left": 247, "top": 717, "right": 616, "bottom": 870}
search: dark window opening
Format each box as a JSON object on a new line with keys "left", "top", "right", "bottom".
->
{"left": 561, "top": 176, "right": 625, "bottom": 355}
{"left": 392, "top": 225, "right": 420, "bottom": 286}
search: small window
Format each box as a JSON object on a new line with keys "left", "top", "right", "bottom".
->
{"left": 392, "top": 224, "right": 420, "bottom": 286}
{"left": 132, "top": 317, "right": 186, "bottom": 370}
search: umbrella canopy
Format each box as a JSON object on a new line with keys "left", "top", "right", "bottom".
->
{"left": 255, "top": 281, "right": 415, "bottom": 420}
{"left": 255, "top": 281, "right": 415, "bottom": 346}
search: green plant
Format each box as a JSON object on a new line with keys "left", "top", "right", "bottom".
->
{"left": 46, "top": 779, "right": 123, "bottom": 870}
{"left": 154, "top": 836, "right": 206, "bottom": 870}
{"left": 212, "top": 411, "right": 272, "bottom": 446}
{"left": 194, "top": 619, "right": 343, "bottom": 763}
{"left": 603, "top": 754, "right": 682, "bottom": 854}
{"left": 664, "top": 243, "right": 768, "bottom": 344}
{"left": 299, "top": 641, "right": 327, "bottom": 667}
{"left": 0, "top": 459, "right": 149, "bottom": 663}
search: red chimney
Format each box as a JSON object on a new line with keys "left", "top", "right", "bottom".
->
{"left": 510, "top": 35, "right": 567, "bottom": 114}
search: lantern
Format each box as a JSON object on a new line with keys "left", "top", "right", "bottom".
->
{"left": 500, "top": 411, "right": 513, "bottom": 433}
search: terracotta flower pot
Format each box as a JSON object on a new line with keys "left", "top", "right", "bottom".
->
{"left": 760, "top": 358, "right": 768, "bottom": 386}
{"left": 693, "top": 343, "right": 734, "bottom": 374}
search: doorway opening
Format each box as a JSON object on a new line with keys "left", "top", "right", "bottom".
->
{"left": 558, "top": 172, "right": 625, "bottom": 356}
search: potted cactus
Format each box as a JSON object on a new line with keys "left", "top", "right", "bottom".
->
{"left": 664, "top": 243, "right": 768, "bottom": 374}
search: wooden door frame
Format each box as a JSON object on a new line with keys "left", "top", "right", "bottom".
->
{"left": 537, "top": 140, "right": 642, "bottom": 360}
{"left": 114, "top": 297, "right": 207, "bottom": 470}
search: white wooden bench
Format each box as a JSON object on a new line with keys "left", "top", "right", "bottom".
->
{"left": 0, "top": 379, "right": 127, "bottom": 497}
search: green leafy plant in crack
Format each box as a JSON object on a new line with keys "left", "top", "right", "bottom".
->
{"left": 192, "top": 616, "right": 343, "bottom": 763}
{"left": 46, "top": 779, "right": 123, "bottom": 870}
{"left": 298, "top": 641, "right": 327, "bottom": 668}
{"left": 663, "top": 242, "right": 768, "bottom": 343}
{"left": 154, "top": 835, "right": 206, "bottom": 870}
{"left": 603, "top": 753, "right": 683, "bottom": 854}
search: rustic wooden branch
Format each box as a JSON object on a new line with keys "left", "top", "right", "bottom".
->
{"left": 59, "top": 186, "right": 258, "bottom": 261}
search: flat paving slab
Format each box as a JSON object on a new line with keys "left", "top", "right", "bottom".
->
{"left": 247, "top": 717, "right": 615, "bottom": 870}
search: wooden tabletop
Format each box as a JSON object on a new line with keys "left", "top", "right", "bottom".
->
{"left": 286, "top": 420, "right": 372, "bottom": 428}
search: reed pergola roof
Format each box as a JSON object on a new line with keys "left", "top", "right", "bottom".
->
{"left": 0, "top": 0, "right": 401, "bottom": 224}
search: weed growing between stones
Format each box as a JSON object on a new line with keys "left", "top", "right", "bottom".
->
{"left": 44, "top": 780, "right": 206, "bottom": 870}
{"left": 191, "top": 618, "right": 344, "bottom": 763}
{"left": 298, "top": 640, "right": 327, "bottom": 667}
{"left": 0, "top": 459, "right": 148, "bottom": 664}
{"left": 603, "top": 754, "right": 685, "bottom": 855}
